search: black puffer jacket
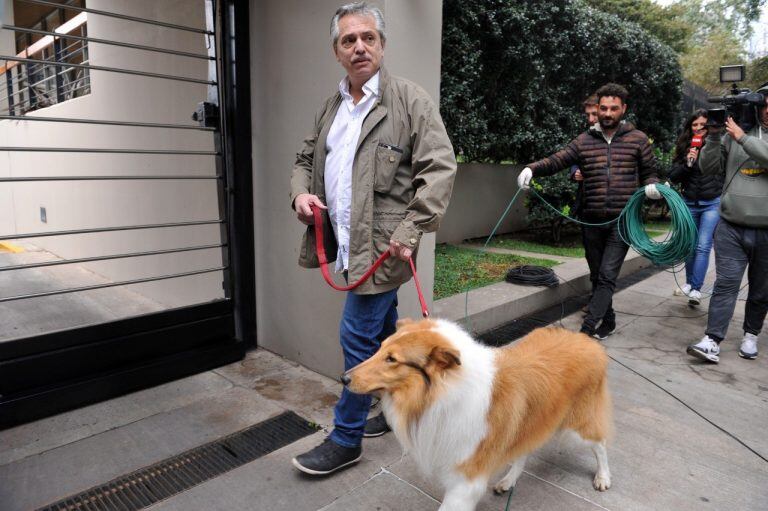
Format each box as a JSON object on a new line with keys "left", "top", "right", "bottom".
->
{"left": 528, "top": 122, "right": 658, "bottom": 219}
{"left": 667, "top": 158, "right": 723, "bottom": 204}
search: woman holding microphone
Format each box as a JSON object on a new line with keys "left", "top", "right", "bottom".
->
{"left": 668, "top": 109, "right": 724, "bottom": 305}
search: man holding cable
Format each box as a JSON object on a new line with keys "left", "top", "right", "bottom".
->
{"left": 686, "top": 88, "right": 768, "bottom": 364}
{"left": 518, "top": 83, "right": 660, "bottom": 340}
{"left": 290, "top": 2, "right": 456, "bottom": 475}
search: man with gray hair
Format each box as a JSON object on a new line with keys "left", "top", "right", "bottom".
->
{"left": 290, "top": 2, "right": 456, "bottom": 475}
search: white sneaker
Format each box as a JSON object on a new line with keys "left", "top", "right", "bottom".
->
{"left": 686, "top": 335, "right": 720, "bottom": 363}
{"left": 675, "top": 283, "right": 692, "bottom": 297}
{"left": 739, "top": 333, "right": 758, "bottom": 360}
{"left": 688, "top": 289, "right": 701, "bottom": 306}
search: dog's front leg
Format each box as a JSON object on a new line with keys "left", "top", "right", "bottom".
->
{"left": 439, "top": 476, "right": 487, "bottom": 511}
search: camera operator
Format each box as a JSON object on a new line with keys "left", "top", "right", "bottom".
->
{"left": 686, "top": 87, "right": 768, "bottom": 363}
{"left": 518, "top": 83, "right": 659, "bottom": 340}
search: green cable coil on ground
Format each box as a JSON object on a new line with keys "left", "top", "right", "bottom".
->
{"left": 618, "top": 184, "right": 698, "bottom": 267}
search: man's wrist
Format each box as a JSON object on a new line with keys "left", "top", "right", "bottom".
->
{"left": 392, "top": 220, "right": 422, "bottom": 250}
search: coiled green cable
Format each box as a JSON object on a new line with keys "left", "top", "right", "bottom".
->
{"left": 528, "top": 183, "right": 697, "bottom": 266}
{"left": 617, "top": 184, "right": 698, "bottom": 266}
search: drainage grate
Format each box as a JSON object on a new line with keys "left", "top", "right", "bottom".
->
{"left": 36, "top": 411, "right": 319, "bottom": 511}
{"left": 479, "top": 265, "right": 663, "bottom": 346}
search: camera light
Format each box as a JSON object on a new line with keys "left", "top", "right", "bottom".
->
{"left": 720, "top": 65, "right": 745, "bottom": 83}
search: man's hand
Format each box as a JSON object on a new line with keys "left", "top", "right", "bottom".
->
{"left": 644, "top": 183, "right": 661, "bottom": 200}
{"left": 389, "top": 239, "right": 413, "bottom": 261}
{"left": 293, "top": 193, "right": 327, "bottom": 225}
{"left": 573, "top": 168, "right": 583, "bottom": 182}
{"left": 725, "top": 117, "right": 746, "bottom": 143}
{"left": 517, "top": 167, "right": 533, "bottom": 189}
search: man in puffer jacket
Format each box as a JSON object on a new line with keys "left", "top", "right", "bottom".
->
{"left": 517, "top": 83, "right": 660, "bottom": 339}
{"left": 686, "top": 88, "right": 768, "bottom": 364}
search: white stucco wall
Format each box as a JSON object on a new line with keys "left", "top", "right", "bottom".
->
{"left": 251, "top": 0, "right": 445, "bottom": 378}
{"left": 437, "top": 164, "right": 530, "bottom": 244}
{"left": 0, "top": 0, "right": 224, "bottom": 308}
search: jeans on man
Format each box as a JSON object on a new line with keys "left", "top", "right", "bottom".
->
{"left": 685, "top": 198, "right": 720, "bottom": 291}
{"left": 581, "top": 222, "right": 630, "bottom": 331}
{"left": 329, "top": 288, "right": 398, "bottom": 448}
{"left": 705, "top": 219, "right": 768, "bottom": 342}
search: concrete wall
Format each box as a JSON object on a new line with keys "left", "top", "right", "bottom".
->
{"left": 251, "top": 0, "right": 445, "bottom": 378}
{"left": 0, "top": 1, "right": 224, "bottom": 308}
{"left": 436, "top": 163, "right": 529, "bottom": 244}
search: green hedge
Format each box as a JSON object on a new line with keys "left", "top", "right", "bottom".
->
{"left": 440, "top": 0, "right": 683, "bottom": 164}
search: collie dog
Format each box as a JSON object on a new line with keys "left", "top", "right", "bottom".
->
{"left": 342, "top": 318, "right": 612, "bottom": 511}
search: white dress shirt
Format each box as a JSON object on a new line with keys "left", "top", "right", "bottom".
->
{"left": 325, "top": 71, "right": 380, "bottom": 272}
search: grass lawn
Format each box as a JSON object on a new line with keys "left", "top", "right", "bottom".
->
{"left": 434, "top": 244, "right": 559, "bottom": 300}
{"left": 644, "top": 221, "right": 671, "bottom": 231}
{"left": 472, "top": 219, "right": 672, "bottom": 258}
{"left": 488, "top": 237, "right": 585, "bottom": 258}
{"left": 644, "top": 220, "right": 670, "bottom": 238}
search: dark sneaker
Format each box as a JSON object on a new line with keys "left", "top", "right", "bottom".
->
{"left": 580, "top": 326, "right": 595, "bottom": 337}
{"left": 363, "top": 413, "right": 391, "bottom": 438}
{"left": 593, "top": 321, "right": 616, "bottom": 341}
{"left": 292, "top": 437, "right": 362, "bottom": 475}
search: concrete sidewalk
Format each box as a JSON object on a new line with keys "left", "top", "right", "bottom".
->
{"left": 0, "top": 241, "right": 165, "bottom": 342}
{"left": 2, "top": 264, "right": 767, "bottom": 510}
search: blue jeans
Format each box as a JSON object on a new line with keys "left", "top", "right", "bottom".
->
{"left": 329, "top": 288, "right": 398, "bottom": 448}
{"left": 685, "top": 198, "right": 720, "bottom": 291}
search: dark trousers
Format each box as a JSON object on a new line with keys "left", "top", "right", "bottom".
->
{"left": 581, "top": 222, "right": 630, "bottom": 331}
{"left": 329, "top": 288, "right": 398, "bottom": 448}
{"left": 705, "top": 219, "right": 768, "bottom": 342}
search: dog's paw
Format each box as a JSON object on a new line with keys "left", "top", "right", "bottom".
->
{"left": 493, "top": 482, "right": 512, "bottom": 495}
{"left": 593, "top": 473, "right": 611, "bottom": 491}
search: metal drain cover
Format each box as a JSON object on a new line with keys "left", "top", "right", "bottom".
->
{"left": 36, "top": 411, "right": 318, "bottom": 511}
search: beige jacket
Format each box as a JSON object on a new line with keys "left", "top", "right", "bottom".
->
{"left": 290, "top": 67, "right": 456, "bottom": 294}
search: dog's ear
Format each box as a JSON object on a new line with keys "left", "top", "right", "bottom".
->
{"left": 396, "top": 318, "right": 414, "bottom": 330}
{"left": 429, "top": 346, "right": 461, "bottom": 370}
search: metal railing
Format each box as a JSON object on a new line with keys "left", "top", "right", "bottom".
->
{"left": 1, "top": 11, "right": 90, "bottom": 115}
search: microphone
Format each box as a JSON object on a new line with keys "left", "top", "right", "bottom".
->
{"left": 687, "top": 134, "right": 704, "bottom": 167}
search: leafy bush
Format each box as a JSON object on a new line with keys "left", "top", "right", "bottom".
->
{"left": 441, "top": 1, "right": 682, "bottom": 160}
{"left": 654, "top": 146, "right": 674, "bottom": 180}
{"left": 526, "top": 172, "right": 579, "bottom": 242}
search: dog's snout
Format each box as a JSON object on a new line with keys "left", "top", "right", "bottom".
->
{"left": 340, "top": 373, "right": 351, "bottom": 386}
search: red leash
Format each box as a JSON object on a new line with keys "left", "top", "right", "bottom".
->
{"left": 311, "top": 205, "right": 429, "bottom": 317}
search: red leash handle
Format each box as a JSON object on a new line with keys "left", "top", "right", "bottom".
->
{"left": 311, "top": 205, "right": 429, "bottom": 317}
